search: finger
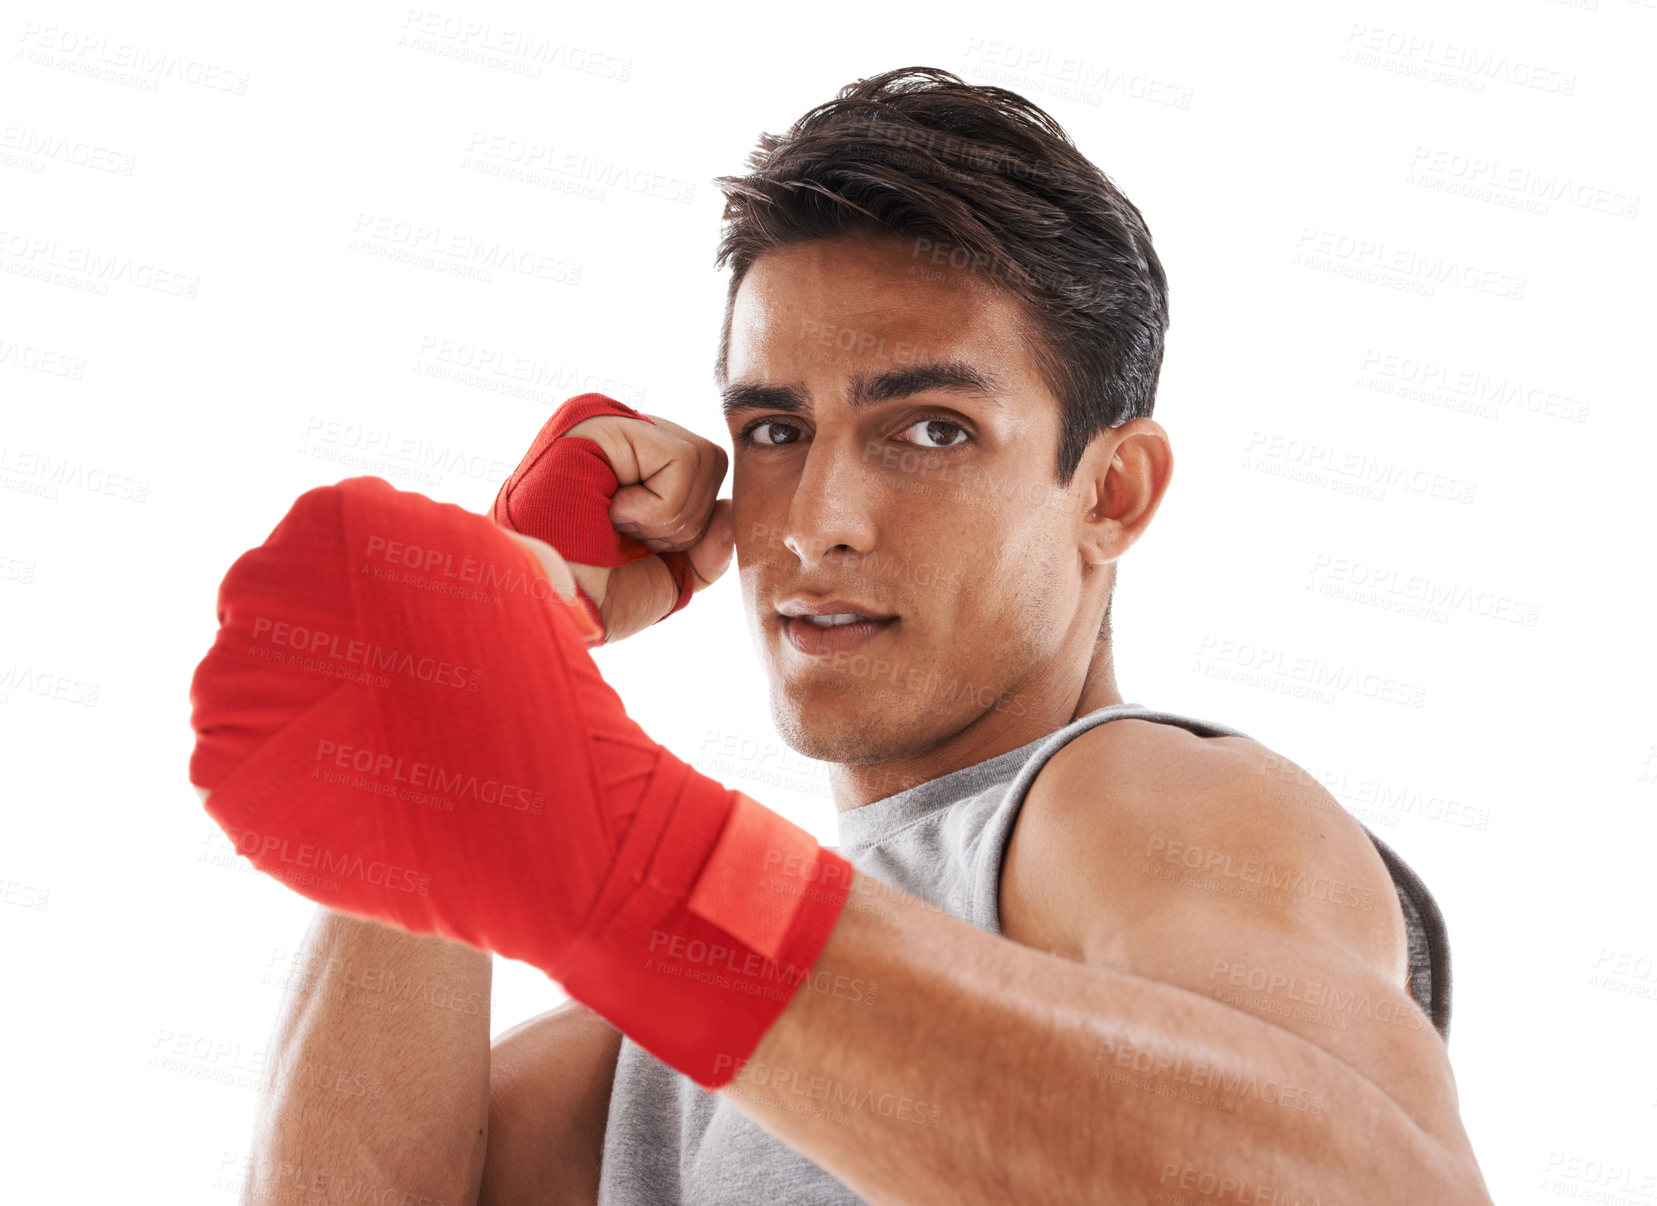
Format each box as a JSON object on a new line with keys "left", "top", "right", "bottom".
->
{"left": 561, "top": 413, "right": 648, "bottom": 483}
{"left": 610, "top": 437, "right": 727, "bottom": 543}
{"left": 681, "top": 443, "right": 729, "bottom": 541}
{"left": 611, "top": 470, "right": 707, "bottom": 548}
{"left": 597, "top": 555, "right": 680, "bottom": 643}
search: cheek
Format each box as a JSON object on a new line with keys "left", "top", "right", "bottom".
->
{"left": 966, "top": 502, "right": 1041, "bottom": 573}
{"left": 977, "top": 512, "right": 1068, "bottom": 615}
{"left": 729, "top": 478, "right": 770, "bottom": 563}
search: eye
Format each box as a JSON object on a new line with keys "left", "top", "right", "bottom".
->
{"left": 899, "top": 417, "right": 972, "bottom": 449}
{"left": 741, "top": 419, "right": 805, "bottom": 447}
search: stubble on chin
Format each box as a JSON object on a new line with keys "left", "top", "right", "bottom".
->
{"left": 768, "top": 674, "right": 926, "bottom": 767}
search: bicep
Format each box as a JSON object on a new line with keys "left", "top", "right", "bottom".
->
{"left": 1093, "top": 887, "right": 1456, "bottom": 1137}
{"left": 480, "top": 999, "right": 624, "bottom": 1206}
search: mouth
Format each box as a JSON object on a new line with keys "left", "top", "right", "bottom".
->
{"left": 792, "top": 612, "right": 875, "bottom": 628}
{"left": 775, "top": 600, "right": 899, "bottom": 656}
{"left": 780, "top": 614, "right": 898, "bottom": 655}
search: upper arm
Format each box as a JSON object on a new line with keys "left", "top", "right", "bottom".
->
{"left": 1000, "top": 720, "right": 1466, "bottom": 1148}
{"left": 479, "top": 999, "right": 624, "bottom": 1206}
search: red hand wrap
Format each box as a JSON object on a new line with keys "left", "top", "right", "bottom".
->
{"left": 188, "top": 476, "right": 851, "bottom": 1087}
{"left": 490, "top": 393, "right": 696, "bottom": 642}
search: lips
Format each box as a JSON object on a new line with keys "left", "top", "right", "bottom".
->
{"left": 774, "top": 594, "right": 899, "bottom": 656}
{"left": 777, "top": 612, "right": 898, "bottom": 655}
{"left": 776, "top": 597, "right": 895, "bottom": 620}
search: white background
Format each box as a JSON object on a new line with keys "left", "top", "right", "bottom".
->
{"left": 2, "top": 1, "right": 1653, "bottom": 1202}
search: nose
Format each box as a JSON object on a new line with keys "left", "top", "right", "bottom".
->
{"left": 782, "top": 432, "right": 878, "bottom": 567}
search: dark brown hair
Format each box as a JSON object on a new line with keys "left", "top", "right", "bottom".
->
{"left": 710, "top": 65, "right": 1170, "bottom": 490}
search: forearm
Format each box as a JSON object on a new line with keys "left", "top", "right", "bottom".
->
{"left": 245, "top": 907, "right": 493, "bottom": 1206}
{"left": 723, "top": 871, "right": 1484, "bottom": 1206}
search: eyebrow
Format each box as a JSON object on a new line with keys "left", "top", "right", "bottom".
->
{"left": 720, "top": 360, "right": 1010, "bottom": 420}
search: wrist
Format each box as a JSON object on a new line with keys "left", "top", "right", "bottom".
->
{"left": 553, "top": 770, "right": 855, "bottom": 1088}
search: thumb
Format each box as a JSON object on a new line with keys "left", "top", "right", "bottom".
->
{"left": 573, "top": 501, "right": 735, "bottom": 643}
{"left": 686, "top": 499, "right": 734, "bottom": 593}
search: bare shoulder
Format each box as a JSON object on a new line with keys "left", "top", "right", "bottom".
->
{"left": 480, "top": 999, "right": 624, "bottom": 1206}
{"left": 999, "top": 717, "right": 1475, "bottom": 1160}
{"left": 1000, "top": 717, "right": 1409, "bottom": 990}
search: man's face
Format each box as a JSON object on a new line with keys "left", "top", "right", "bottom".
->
{"left": 724, "top": 233, "right": 1099, "bottom": 769}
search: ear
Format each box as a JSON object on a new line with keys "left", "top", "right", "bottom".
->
{"left": 1074, "top": 418, "right": 1173, "bottom": 568}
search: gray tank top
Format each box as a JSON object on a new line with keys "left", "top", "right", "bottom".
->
{"left": 594, "top": 702, "right": 1453, "bottom": 1205}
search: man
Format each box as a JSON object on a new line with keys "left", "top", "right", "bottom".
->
{"left": 205, "top": 67, "right": 1491, "bottom": 1204}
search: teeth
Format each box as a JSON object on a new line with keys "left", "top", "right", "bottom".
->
{"left": 802, "top": 613, "right": 867, "bottom": 627}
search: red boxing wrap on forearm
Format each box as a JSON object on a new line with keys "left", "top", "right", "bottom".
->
{"left": 490, "top": 393, "right": 696, "bottom": 640}
{"left": 188, "top": 475, "right": 852, "bottom": 1088}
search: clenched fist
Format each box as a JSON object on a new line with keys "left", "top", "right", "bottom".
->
{"left": 492, "top": 394, "right": 735, "bottom": 644}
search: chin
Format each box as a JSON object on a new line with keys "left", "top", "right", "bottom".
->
{"left": 767, "top": 673, "right": 939, "bottom": 767}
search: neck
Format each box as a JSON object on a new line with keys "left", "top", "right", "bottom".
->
{"left": 828, "top": 637, "right": 1124, "bottom": 812}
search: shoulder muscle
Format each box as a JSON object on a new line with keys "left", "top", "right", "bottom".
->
{"left": 999, "top": 719, "right": 1465, "bottom": 1136}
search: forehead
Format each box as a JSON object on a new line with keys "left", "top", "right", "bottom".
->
{"left": 728, "top": 235, "right": 1038, "bottom": 379}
